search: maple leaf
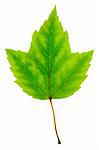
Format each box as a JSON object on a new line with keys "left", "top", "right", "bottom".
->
{"left": 6, "top": 6, "right": 93, "bottom": 144}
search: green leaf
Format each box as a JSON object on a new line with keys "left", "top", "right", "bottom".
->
{"left": 6, "top": 6, "right": 93, "bottom": 100}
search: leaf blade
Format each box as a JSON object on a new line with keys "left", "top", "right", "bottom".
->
{"left": 6, "top": 6, "right": 94, "bottom": 100}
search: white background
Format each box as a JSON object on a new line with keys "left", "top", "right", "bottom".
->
{"left": 0, "top": 0, "right": 97, "bottom": 150}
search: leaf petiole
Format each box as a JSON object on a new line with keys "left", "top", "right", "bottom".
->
{"left": 49, "top": 97, "right": 61, "bottom": 144}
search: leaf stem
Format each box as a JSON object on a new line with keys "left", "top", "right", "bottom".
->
{"left": 49, "top": 97, "right": 61, "bottom": 144}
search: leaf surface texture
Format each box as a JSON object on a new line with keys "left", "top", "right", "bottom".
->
{"left": 6, "top": 7, "right": 93, "bottom": 100}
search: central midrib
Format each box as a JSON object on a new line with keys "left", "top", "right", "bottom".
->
{"left": 48, "top": 20, "right": 54, "bottom": 98}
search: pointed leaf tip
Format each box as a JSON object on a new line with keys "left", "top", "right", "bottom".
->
{"left": 54, "top": 5, "right": 56, "bottom": 11}
{"left": 5, "top": 48, "right": 11, "bottom": 55}
{"left": 51, "top": 5, "right": 57, "bottom": 15}
{"left": 86, "top": 50, "right": 94, "bottom": 57}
